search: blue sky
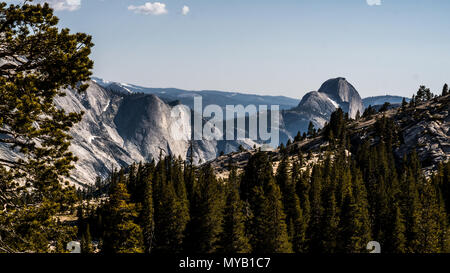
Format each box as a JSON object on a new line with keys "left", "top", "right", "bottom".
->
{"left": 10, "top": 0, "right": 450, "bottom": 98}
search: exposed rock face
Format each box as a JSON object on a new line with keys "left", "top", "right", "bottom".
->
{"left": 53, "top": 83, "right": 148, "bottom": 186}
{"left": 314, "top": 77, "right": 363, "bottom": 119}
{"left": 1, "top": 82, "right": 256, "bottom": 186}
{"left": 2, "top": 77, "right": 424, "bottom": 186}
{"left": 279, "top": 77, "right": 364, "bottom": 144}
{"left": 64, "top": 83, "right": 258, "bottom": 185}
{"left": 393, "top": 96, "right": 450, "bottom": 174}
{"left": 113, "top": 93, "right": 191, "bottom": 162}
{"left": 349, "top": 94, "right": 450, "bottom": 175}
{"left": 209, "top": 94, "right": 450, "bottom": 178}
{"left": 46, "top": 83, "right": 138, "bottom": 186}
{"left": 91, "top": 77, "right": 365, "bottom": 147}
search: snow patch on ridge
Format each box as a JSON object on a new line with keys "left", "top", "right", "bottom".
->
{"left": 328, "top": 97, "right": 340, "bottom": 109}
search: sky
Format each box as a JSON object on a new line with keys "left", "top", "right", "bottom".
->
{"left": 7, "top": 0, "right": 450, "bottom": 99}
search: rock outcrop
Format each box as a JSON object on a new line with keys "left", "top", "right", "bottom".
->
{"left": 279, "top": 77, "right": 364, "bottom": 144}
{"left": 315, "top": 77, "right": 364, "bottom": 119}
{"left": 1, "top": 82, "right": 256, "bottom": 186}
{"left": 209, "top": 94, "right": 450, "bottom": 178}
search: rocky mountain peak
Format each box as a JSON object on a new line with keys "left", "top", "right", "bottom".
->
{"left": 318, "top": 77, "right": 354, "bottom": 100}
{"left": 297, "top": 77, "right": 364, "bottom": 119}
{"left": 210, "top": 93, "right": 450, "bottom": 179}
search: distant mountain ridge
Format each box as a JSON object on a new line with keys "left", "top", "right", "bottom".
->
{"left": 0, "top": 82, "right": 258, "bottom": 186}
{"left": 279, "top": 77, "right": 364, "bottom": 144}
{"left": 363, "top": 95, "right": 410, "bottom": 108}
{"left": 1, "top": 77, "right": 414, "bottom": 185}
{"left": 93, "top": 76, "right": 402, "bottom": 148}
{"left": 92, "top": 77, "right": 301, "bottom": 115}
{"left": 93, "top": 76, "right": 407, "bottom": 112}
{"left": 210, "top": 93, "right": 450, "bottom": 179}
{"left": 72, "top": 77, "right": 369, "bottom": 184}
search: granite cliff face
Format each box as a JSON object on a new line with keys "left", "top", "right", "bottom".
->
{"left": 64, "top": 83, "right": 258, "bottom": 185}
{"left": 279, "top": 77, "right": 364, "bottom": 144}
{"left": 89, "top": 77, "right": 366, "bottom": 148}
{"left": 316, "top": 77, "right": 364, "bottom": 119}
{"left": 54, "top": 83, "right": 197, "bottom": 185}
{"left": 1, "top": 77, "right": 419, "bottom": 186}
{"left": 209, "top": 93, "right": 450, "bottom": 178}
{"left": 1, "top": 82, "right": 256, "bottom": 186}
{"left": 60, "top": 77, "right": 365, "bottom": 184}
{"left": 392, "top": 95, "right": 449, "bottom": 174}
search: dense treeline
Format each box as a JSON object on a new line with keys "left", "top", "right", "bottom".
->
{"left": 78, "top": 117, "right": 450, "bottom": 253}
{"left": 2, "top": 1, "right": 449, "bottom": 254}
{"left": 0, "top": 2, "right": 93, "bottom": 253}
{"left": 57, "top": 84, "right": 450, "bottom": 254}
{"left": 78, "top": 86, "right": 450, "bottom": 253}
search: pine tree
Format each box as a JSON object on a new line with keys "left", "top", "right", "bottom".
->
{"left": 390, "top": 205, "right": 406, "bottom": 253}
{"left": 372, "top": 171, "right": 390, "bottom": 250}
{"left": 127, "top": 163, "right": 137, "bottom": 198}
{"left": 379, "top": 102, "right": 391, "bottom": 113}
{"left": 264, "top": 180, "right": 293, "bottom": 253}
{"left": 338, "top": 192, "right": 371, "bottom": 253}
{"left": 431, "top": 162, "right": 450, "bottom": 252}
{"left": 220, "top": 166, "right": 251, "bottom": 253}
{"left": 436, "top": 162, "right": 450, "bottom": 217}
{"left": 239, "top": 145, "right": 246, "bottom": 152}
{"left": 402, "top": 98, "right": 408, "bottom": 108}
{"left": 321, "top": 187, "right": 339, "bottom": 252}
{"left": 81, "top": 224, "right": 93, "bottom": 254}
{"left": 325, "top": 108, "right": 346, "bottom": 144}
{"left": 307, "top": 165, "right": 324, "bottom": 253}
{"left": 286, "top": 184, "right": 307, "bottom": 253}
{"left": 362, "top": 105, "right": 376, "bottom": 118}
{"left": 308, "top": 122, "right": 315, "bottom": 138}
{"left": 399, "top": 165, "right": 421, "bottom": 252}
{"left": 355, "top": 110, "right": 361, "bottom": 120}
{"left": 153, "top": 158, "right": 189, "bottom": 253}
{"left": 351, "top": 168, "right": 372, "bottom": 251}
{"left": 185, "top": 165, "right": 224, "bottom": 253}
{"left": 184, "top": 140, "right": 196, "bottom": 201}
{"left": 0, "top": 1, "right": 93, "bottom": 252}
{"left": 241, "top": 152, "right": 292, "bottom": 253}
{"left": 416, "top": 181, "right": 442, "bottom": 253}
{"left": 141, "top": 169, "right": 155, "bottom": 254}
{"left": 250, "top": 180, "right": 293, "bottom": 253}
{"left": 172, "top": 157, "right": 190, "bottom": 231}
{"left": 443, "top": 83, "right": 449, "bottom": 96}
{"left": 437, "top": 200, "right": 450, "bottom": 252}
{"left": 410, "top": 95, "right": 416, "bottom": 107}
{"left": 399, "top": 153, "right": 445, "bottom": 253}
{"left": 415, "top": 85, "right": 433, "bottom": 102}
{"left": 276, "top": 156, "right": 290, "bottom": 198}
{"left": 102, "top": 171, "right": 143, "bottom": 253}
{"left": 240, "top": 152, "right": 274, "bottom": 202}
{"left": 295, "top": 166, "right": 311, "bottom": 234}
{"left": 282, "top": 162, "right": 307, "bottom": 252}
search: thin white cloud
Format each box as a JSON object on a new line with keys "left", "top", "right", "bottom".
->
{"left": 128, "top": 2, "right": 168, "bottom": 15}
{"left": 4, "top": 0, "right": 81, "bottom": 11}
{"left": 366, "top": 0, "right": 382, "bottom": 6}
{"left": 39, "top": 0, "right": 81, "bottom": 11}
{"left": 182, "top": 5, "right": 190, "bottom": 16}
